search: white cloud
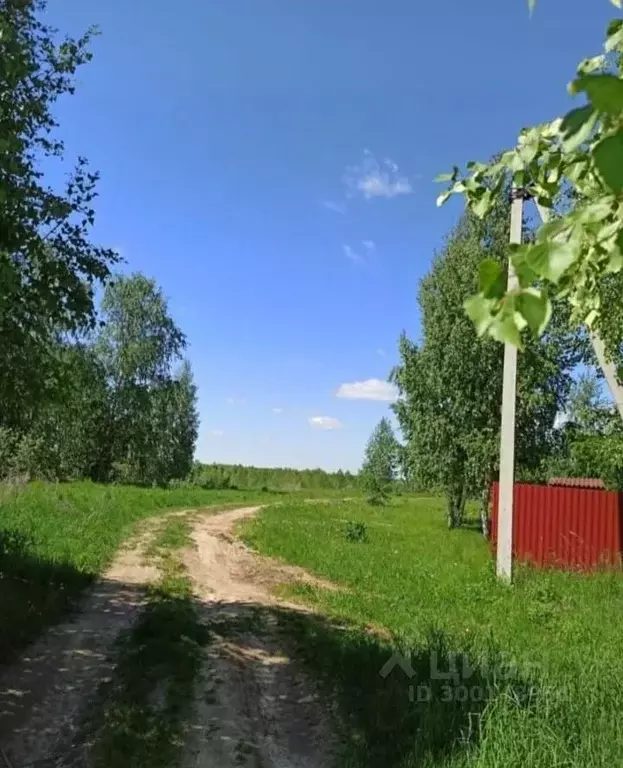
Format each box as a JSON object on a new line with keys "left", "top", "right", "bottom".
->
{"left": 343, "top": 244, "right": 363, "bottom": 263}
{"left": 211, "top": 429, "right": 224, "bottom": 436}
{"left": 344, "top": 150, "right": 413, "bottom": 200}
{"left": 377, "top": 348, "right": 386, "bottom": 357}
{"left": 362, "top": 239, "right": 376, "bottom": 250}
{"left": 336, "top": 378, "right": 398, "bottom": 402}
{"left": 308, "top": 416, "right": 343, "bottom": 430}
{"left": 272, "top": 407, "right": 283, "bottom": 414}
{"left": 226, "top": 397, "right": 246, "bottom": 406}
{"left": 322, "top": 200, "right": 346, "bottom": 214}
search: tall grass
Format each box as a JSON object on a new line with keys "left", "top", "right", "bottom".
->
{"left": 241, "top": 497, "right": 623, "bottom": 767}
{"left": 1, "top": 481, "right": 280, "bottom": 573}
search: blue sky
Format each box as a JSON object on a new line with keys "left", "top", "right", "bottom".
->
{"left": 45, "top": 0, "right": 614, "bottom": 471}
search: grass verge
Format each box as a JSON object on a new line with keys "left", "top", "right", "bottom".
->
{"left": 147, "top": 516, "right": 193, "bottom": 554}
{"left": 88, "top": 516, "right": 208, "bottom": 768}
{"left": 241, "top": 497, "right": 623, "bottom": 768}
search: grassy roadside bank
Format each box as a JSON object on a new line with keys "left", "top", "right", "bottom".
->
{"left": 0, "top": 481, "right": 282, "bottom": 662}
{"left": 241, "top": 498, "right": 623, "bottom": 767}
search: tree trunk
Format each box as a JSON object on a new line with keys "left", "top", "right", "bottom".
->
{"left": 446, "top": 479, "right": 465, "bottom": 529}
{"left": 455, "top": 483, "right": 466, "bottom": 528}
{"left": 480, "top": 484, "right": 491, "bottom": 539}
{"left": 447, "top": 493, "right": 456, "bottom": 529}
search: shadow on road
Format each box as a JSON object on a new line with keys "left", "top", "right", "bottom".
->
{"left": 0, "top": 531, "right": 150, "bottom": 765}
{"left": 0, "top": 534, "right": 537, "bottom": 768}
{"left": 210, "top": 602, "right": 537, "bottom": 768}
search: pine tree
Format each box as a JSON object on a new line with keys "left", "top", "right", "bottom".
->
{"left": 360, "top": 417, "right": 398, "bottom": 504}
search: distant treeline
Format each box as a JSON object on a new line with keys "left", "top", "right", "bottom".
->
{"left": 186, "top": 462, "right": 359, "bottom": 491}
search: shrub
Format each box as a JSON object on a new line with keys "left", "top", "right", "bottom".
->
{"left": 344, "top": 521, "right": 367, "bottom": 543}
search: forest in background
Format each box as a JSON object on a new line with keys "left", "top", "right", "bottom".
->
{"left": 186, "top": 463, "right": 359, "bottom": 491}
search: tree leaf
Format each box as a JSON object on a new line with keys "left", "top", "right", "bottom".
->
{"left": 526, "top": 240, "right": 579, "bottom": 283}
{"left": 435, "top": 170, "right": 456, "bottom": 183}
{"left": 577, "top": 55, "right": 607, "bottom": 76}
{"left": 490, "top": 313, "right": 523, "bottom": 349}
{"left": 595, "top": 219, "right": 619, "bottom": 243}
{"left": 536, "top": 216, "right": 571, "bottom": 243}
{"left": 607, "top": 251, "right": 623, "bottom": 273}
{"left": 471, "top": 188, "right": 493, "bottom": 219}
{"left": 478, "top": 259, "right": 506, "bottom": 299}
{"left": 513, "top": 311, "right": 528, "bottom": 332}
{"left": 606, "top": 19, "right": 623, "bottom": 52}
{"left": 513, "top": 256, "right": 538, "bottom": 288}
{"left": 593, "top": 131, "right": 623, "bottom": 193}
{"left": 608, "top": 237, "right": 623, "bottom": 272}
{"left": 516, "top": 289, "right": 552, "bottom": 335}
{"left": 547, "top": 241, "right": 580, "bottom": 283}
{"left": 561, "top": 105, "right": 598, "bottom": 152}
{"left": 464, "top": 294, "right": 495, "bottom": 337}
{"left": 584, "top": 309, "right": 599, "bottom": 327}
{"left": 436, "top": 190, "right": 452, "bottom": 207}
{"left": 571, "top": 74, "right": 623, "bottom": 114}
{"left": 577, "top": 197, "right": 615, "bottom": 224}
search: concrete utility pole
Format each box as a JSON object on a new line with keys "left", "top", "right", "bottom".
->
{"left": 588, "top": 332, "right": 623, "bottom": 421}
{"left": 496, "top": 187, "right": 525, "bottom": 582}
{"left": 496, "top": 194, "right": 623, "bottom": 583}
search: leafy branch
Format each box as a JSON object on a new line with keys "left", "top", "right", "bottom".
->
{"left": 437, "top": 2, "right": 623, "bottom": 347}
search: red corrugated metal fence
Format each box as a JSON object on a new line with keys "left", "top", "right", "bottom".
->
{"left": 490, "top": 482, "right": 623, "bottom": 569}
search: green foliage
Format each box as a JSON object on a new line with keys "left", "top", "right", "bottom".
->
{"left": 188, "top": 461, "right": 358, "bottom": 492}
{"left": 548, "top": 371, "right": 623, "bottom": 488}
{"left": 97, "top": 274, "right": 186, "bottom": 385}
{"left": 568, "top": 434, "right": 623, "bottom": 488}
{"left": 96, "top": 273, "right": 196, "bottom": 486}
{"left": 360, "top": 417, "right": 399, "bottom": 504}
{"left": 391, "top": 196, "right": 583, "bottom": 530}
{"left": 242, "top": 497, "right": 623, "bottom": 767}
{"left": 0, "top": 273, "right": 199, "bottom": 486}
{"left": 28, "top": 343, "right": 110, "bottom": 480}
{"left": 344, "top": 521, "right": 367, "bottom": 543}
{"left": 595, "top": 269, "right": 623, "bottom": 377}
{"left": 0, "top": 0, "right": 119, "bottom": 428}
{"left": 0, "top": 427, "right": 47, "bottom": 481}
{"left": 437, "top": 10, "right": 623, "bottom": 348}
{"left": 567, "top": 371, "right": 615, "bottom": 433}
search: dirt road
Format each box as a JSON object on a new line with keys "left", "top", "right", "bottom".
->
{"left": 180, "top": 507, "right": 335, "bottom": 768}
{"left": 0, "top": 506, "right": 336, "bottom": 768}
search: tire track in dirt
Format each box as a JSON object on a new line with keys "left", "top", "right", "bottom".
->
{"left": 0, "top": 516, "right": 172, "bottom": 767}
{"left": 180, "top": 507, "right": 337, "bottom": 768}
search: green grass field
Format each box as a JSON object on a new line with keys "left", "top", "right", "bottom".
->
{"left": 241, "top": 497, "right": 623, "bottom": 768}
{"left": 0, "top": 481, "right": 284, "bottom": 662}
